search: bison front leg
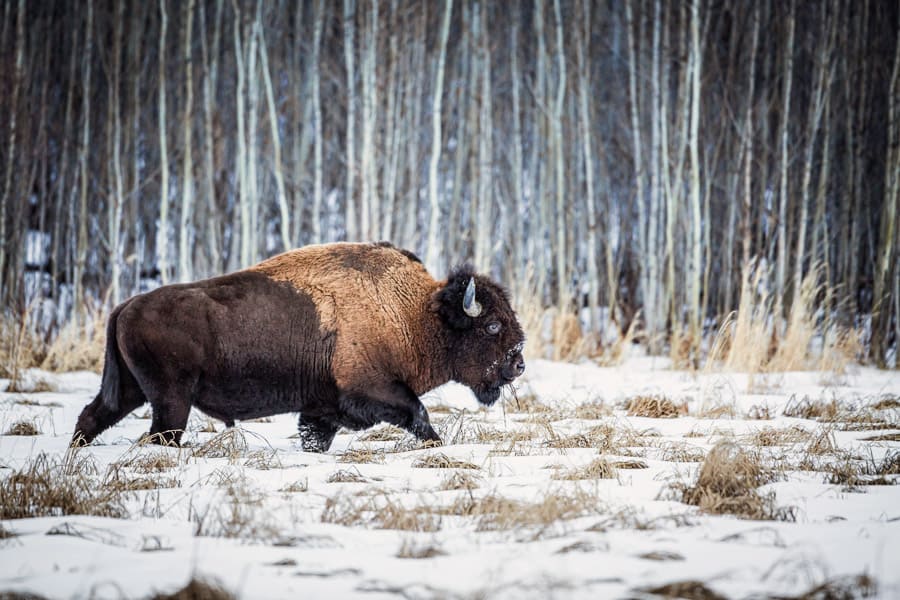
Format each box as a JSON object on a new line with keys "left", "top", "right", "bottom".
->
{"left": 338, "top": 382, "right": 441, "bottom": 445}
{"left": 297, "top": 415, "right": 339, "bottom": 453}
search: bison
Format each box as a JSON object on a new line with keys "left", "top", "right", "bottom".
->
{"left": 72, "top": 242, "right": 525, "bottom": 452}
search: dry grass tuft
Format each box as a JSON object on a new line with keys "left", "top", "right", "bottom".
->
{"left": 148, "top": 578, "right": 236, "bottom": 600}
{"left": 326, "top": 469, "right": 369, "bottom": 484}
{"left": 0, "top": 523, "right": 17, "bottom": 539}
{"left": 412, "top": 453, "right": 479, "bottom": 470}
{"left": 193, "top": 480, "right": 279, "bottom": 542}
{"left": 358, "top": 425, "right": 406, "bottom": 442}
{"left": 612, "top": 459, "right": 649, "bottom": 469}
{"left": 396, "top": 539, "right": 445, "bottom": 559}
{"left": 192, "top": 429, "right": 248, "bottom": 460}
{"left": 657, "top": 442, "right": 707, "bottom": 463}
{"left": 337, "top": 448, "right": 385, "bottom": 464}
{"left": 0, "top": 453, "right": 130, "bottom": 520}
{"left": 872, "top": 395, "right": 900, "bottom": 411}
{"left": 443, "top": 487, "right": 602, "bottom": 536}
{"left": 744, "top": 426, "right": 812, "bottom": 447}
{"left": 783, "top": 395, "right": 840, "bottom": 421}
{"left": 625, "top": 394, "right": 686, "bottom": 418}
{"left": 673, "top": 442, "right": 793, "bottom": 521}
{"left": 640, "top": 580, "right": 727, "bottom": 600}
{"left": 279, "top": 479, "right": 309, "bottom": 493}
{"left": 3, "top": 420, "right": 40, "bottom": 436}
{"left": 321, "top": 494, "right": 441, "bottom": 532}
{"left": 40, "top": 312, "right": 107, "bottom": 373}
{"left": 440, "top": 471, "right": 481, "bottom": 491}
{"left": 862, "top": 432, "right": 900, "bottom": 442}
{"left": 573, "top": 401, "right": 612, "bottom": 419}
{"left": 504, "top": 391, "right": 554, "bottom": 414}
{"left": 552, "top": 458, "right": 617, "bottom": 481}
{"left": 785, "top": 574, "right": 877, "bottom": 600}
{"left": 128, "top": 452, "right": 179, "bottom": 474}
{"left": 746, "top": 404, "right": 773, "bottom": 420}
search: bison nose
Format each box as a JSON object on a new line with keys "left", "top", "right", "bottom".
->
{"left": 514, "top": 357, "right": 525, "bottom": 376}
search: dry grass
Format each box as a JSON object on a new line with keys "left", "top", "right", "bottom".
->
{"left": 573, "top": 401, "right": 612, "bottom": 419}
{"left": 440, "top": 471, "right": 481, "bottom": 491}
{"left": 746, "top": 404, "right": 773, "bottom": 420}
{"left": 193, "top": 480, "right": 279, "bottom": 542}
{"left": 279, "top": 479, "right": 309, "bottom": 493}
{"left": 657, "top": 442, "right": 706, "bottom": 463}
{"left": 625, "top": 394, "right": 686, "bottom": 418}
{"left": 822, "top": 451, "right": 899, "bottom": 488}
{"left": 504, "top": 391, "right": 554, "bottom": 415}
{"left": 358, "top": 425, "right": 406, "bottom": 442}
{"left": 613, "top": 458, "right": 649, "bottom": 469}
{"left": 721, "top": 267, "right": 773, "bottom": 375}
{"left": 743, "top": 426, "right": 812, "bottom": 447}
{"left": 321, "top": 494, "right": 441, "bottom": 532}
{"left": 327, "top": 469, "right": 369, "bottom": 484}
{"left": 337, "top": 448, "right": 385, "bottom": 464}
{"left": 396, "top": 539, "right": 445, "bottom": 559}
{"left": 148, "top": 578, "right": 236, "bottom": 600}
{"left": 40, "top": 311, "right": 107, "bottom": 373}
{"left": 672, "top": 442, "right": 793, "bottom": 521}
{"left": 784, "top": 395, "right": 841, "bottom": 420}
{"left": 640, "top": 580, "right": 727, "bottom": 600}
{"left": 412, "top": 453, "right": 480, "bottom": 470}
{"left": 445, "top": 487, "right": 602, "bottom": 536}
{"left": 551, "top": 458, "right": 617, "bottom": 481}
{"left": 3, "top": 420, "right": 40, "bottom": 436}
{"left": 192, "top": 428, "right": 248, "bottom": 460}
{"left": 0, "top": 453, "right": 130, "bottom": 520}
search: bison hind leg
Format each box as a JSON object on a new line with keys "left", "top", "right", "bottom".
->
{"left": 72, "top": 383, "right": 147, "bottom": 446}
{"left": 145, "top": 393, "right": 193, "bottom": 446}
{"left": 297, "top": 415, "right": 338, "bottom": 453}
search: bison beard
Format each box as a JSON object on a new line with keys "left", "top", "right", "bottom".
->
{"left": 72, "top": 242, "right": 525, "bottom": 452}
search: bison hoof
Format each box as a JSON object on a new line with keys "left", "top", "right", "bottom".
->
{"left": 297, "top": 418, "right": 337, "bottom": 453}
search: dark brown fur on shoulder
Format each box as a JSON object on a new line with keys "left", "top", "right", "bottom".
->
{"left": 72, "top": 242, "right": 525, "bottom": 452}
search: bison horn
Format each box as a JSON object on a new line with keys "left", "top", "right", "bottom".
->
{"left": 463, "top": 277, "right": 482, "bottom": 318}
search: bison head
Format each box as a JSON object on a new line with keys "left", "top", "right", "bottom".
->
{"left": 432, "top": 267, "right": 526, "bottom": 405}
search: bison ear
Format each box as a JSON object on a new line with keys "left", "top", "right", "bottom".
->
{"left": 432, "top": 268, "right": 477, "bottom": 330}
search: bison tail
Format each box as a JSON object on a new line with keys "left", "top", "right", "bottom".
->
{"left": 99, "top": 306, "right": 125, "bottom": 412}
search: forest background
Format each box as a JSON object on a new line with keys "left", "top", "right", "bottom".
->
{"left": 0, "top": 0, "right": 898, "bottom": 370}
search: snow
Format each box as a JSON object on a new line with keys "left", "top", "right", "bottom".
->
{"left": 1, "top": 358, "right": 898, "bottom": 599}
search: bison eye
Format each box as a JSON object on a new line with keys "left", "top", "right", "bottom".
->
{"left": 486, "top": 322, "right": 502, "bottom": 335}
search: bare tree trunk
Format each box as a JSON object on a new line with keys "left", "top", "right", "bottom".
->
{"left": 307, "top": 0, "right": 325, "bottom": 243}
{"left": 361, "top": 0, "right": 380, "bottom": 240}
{"left": 108, "top": 0, "right": 125, "bottom": 304}
{"left": 687, "top": 0, "right": 703, "bottom": 346}
{"left": 793, "top": 4, "right": 833, "bottom": 308}
{"left": 343, "top": 0, "right": 358, "bottom": 241}
{"left": 551, "top": 0, "right": 566, "bottom": 309}
{"left": 179, "top": 0, "right": 195, "bottom": 282}
{"left": 158, "top": 0, "right": 170, "bottom": 284}
{"left": 474, "top": 2, "right": 493, "bottom": 274}
{"left": 577, "top": 0, "right": 598, "bottom": 344}
{"left": 246, "top": 1, "right": 261, "bottom": 261}
{"left": 0, "top": 0, "right": 24, "bottom": 305}
{"left": 625, "top": 0, "right": 645, "bottom": 322}
{"left": 775, "top": 0, "right": 795, "bottom": 313}
{"left": 872, "top": 16, "right": 900, "bottom": 365}
{"left": 257, "top": 15, "right": 290, "bottom": 251}
{"left": 75, "top": 0, "right": 94, "bottom": 319}
{"left": 199, "top": 0, "right": 223, "bottom": 273}
{"left": 509, "top": 19, "right": 526, "bottom": 283}
{"left": 424, "top": 0, "right": 453, "bottom": 274}
{"left": 738, "top": 2, "right": 759, "bottom": 294}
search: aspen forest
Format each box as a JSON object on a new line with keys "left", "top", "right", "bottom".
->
{"left": 1, "top": 0, "right": 899, "bottom": 368}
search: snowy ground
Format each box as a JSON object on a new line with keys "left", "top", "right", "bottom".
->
{"left": 1, "top": 356, "right": 898, "bottom": 599}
